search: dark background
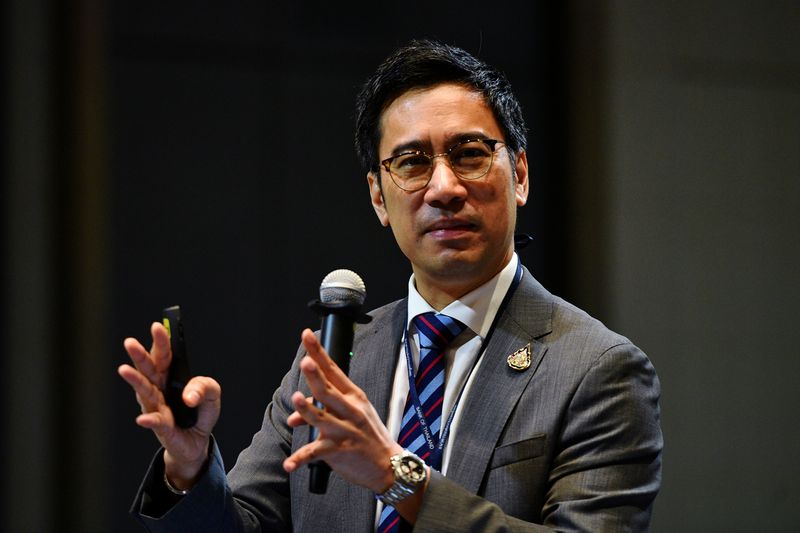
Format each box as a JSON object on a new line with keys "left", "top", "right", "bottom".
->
{"left": 3, "top": 1, "right": 798, "bottom": 532}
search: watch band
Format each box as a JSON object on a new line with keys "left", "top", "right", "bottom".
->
{"left": 377, "top": 477, "right": 417, "bottom": 506}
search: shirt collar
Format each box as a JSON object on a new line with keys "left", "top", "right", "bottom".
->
{"left": 406, "top": 252, "right": 519, "bottom": 339}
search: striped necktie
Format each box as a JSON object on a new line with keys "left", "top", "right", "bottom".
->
{"left": 377, "top": 312, "right": 466, "bottom": 533}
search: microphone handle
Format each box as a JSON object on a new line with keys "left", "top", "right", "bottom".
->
{"left": 308, "top": 310, "right": 356, "bottom": 494}
{"left": 308, "top": 399, "right": 332, "bottom": 493}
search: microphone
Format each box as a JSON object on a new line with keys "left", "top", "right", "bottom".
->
{"left": 307, "top": 269, "right": 371, "bottom": 494}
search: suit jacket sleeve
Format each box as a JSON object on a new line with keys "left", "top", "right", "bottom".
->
{"left": 415, "top": 341, "right": 662, "bottom": 532}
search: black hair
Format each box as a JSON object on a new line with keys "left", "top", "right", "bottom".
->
{"left": 354, "top": 39, "right": 528, "bottom": 175}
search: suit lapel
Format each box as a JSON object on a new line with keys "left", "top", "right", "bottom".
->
{"left": 444, "top": 270, "right": 553, "bottom": 493}
{"left": 350, "top": 299, "right": 407, "bottom": 421}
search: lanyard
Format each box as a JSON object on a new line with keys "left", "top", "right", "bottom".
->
{"left": 401, "top": 261, "right": 523, "bottom": 470}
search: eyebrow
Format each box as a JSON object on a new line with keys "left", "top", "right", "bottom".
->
{"left": 387, "top": 131, "right": 492, "bottom": 156}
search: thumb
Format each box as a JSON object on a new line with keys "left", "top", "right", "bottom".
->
{"left": 183, "top": 376, "right": 222, "bottom": 432}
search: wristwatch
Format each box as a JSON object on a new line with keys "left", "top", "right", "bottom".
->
{"left": 376, "top": 449, "right": 428, "bottom": 506}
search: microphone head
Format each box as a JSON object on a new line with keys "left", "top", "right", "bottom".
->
{"left": 319, "top": 269, "right": 366, "bottom": 306}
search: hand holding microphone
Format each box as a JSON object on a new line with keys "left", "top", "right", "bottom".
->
{"left": 306, "top": 269, "right": 370, "bottom": 493}
{"left": 283, "top": 269, "right": 404, "bottom": 496}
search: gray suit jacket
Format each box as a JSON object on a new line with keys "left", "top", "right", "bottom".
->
{"left": 133, "top": 268, "right": 662, "bottom": 532}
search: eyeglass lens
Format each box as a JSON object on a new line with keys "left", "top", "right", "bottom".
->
{"left": 388, "top": 140, "right": 495, "bottom": 190}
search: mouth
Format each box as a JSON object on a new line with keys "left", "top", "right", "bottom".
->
{"left": 424, "top": 218, "right": 479, "bottom": 239}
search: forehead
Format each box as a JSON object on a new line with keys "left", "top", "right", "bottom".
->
{"left": 378, "top": 83, "right": 502, "bottom": 153}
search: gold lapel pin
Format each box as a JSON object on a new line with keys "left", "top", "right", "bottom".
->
{"left": 507, "top": 343, "right": 532, "bottom": 371}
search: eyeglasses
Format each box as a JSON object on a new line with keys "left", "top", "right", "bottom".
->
{"left": 380, "top": 138, "right": 505, "bottom": 192}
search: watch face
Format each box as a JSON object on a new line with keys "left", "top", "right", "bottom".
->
{"left": 399, "top": 456, "right": 426, "bottom": 483}
{"left": 380, "top": 451, "right": 428, "bottom": 505}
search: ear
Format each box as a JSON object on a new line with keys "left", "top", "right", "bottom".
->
{"left": 513, "top": 150, "right": 529, "bottom": 207}
{"left": 367, "top": 171, "right": 390, "bottom": 227}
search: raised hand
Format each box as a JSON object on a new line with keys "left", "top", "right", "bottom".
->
{"left": 283, "top": 329, "right": 402, "bottom": 493}
{"left": 118, "top": 321, "right": 221, "bottom": 490}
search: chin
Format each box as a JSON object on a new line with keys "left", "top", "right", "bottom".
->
{"left": 427, "top": 254, "right": 487, "bottom": 281}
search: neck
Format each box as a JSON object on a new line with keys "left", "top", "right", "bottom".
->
{"left": 413, "top": 252, "right": 514, "bottom": 311}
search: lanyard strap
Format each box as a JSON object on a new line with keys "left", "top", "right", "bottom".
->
{"left": 402, "top": 261, "right": 524, "bottom": 469}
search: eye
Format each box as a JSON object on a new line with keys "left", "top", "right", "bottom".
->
{"left": 450, "top": 142, "right": 491, "bottom": 169}
{"left": 392, "top": 152, "right": 430, "bottom": 174}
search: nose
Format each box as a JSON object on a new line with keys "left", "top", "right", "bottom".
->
{"left": 423, "top": 156, "right": 467, "bottom": 207}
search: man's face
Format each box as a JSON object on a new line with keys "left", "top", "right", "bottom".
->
{"left": 367, "top": 83, "right": 528, "bottom": 302}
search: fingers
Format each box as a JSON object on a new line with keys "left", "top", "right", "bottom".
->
{"left": 295, "top": 352, "right": 355, "bottom": 425}
{"left": 283, "top": 392, "right": 344, "bottom": 472}
{"left": 149, "top": 322, "right": 172, "bottom": 374}
{"left": 294, "top": 328, "right": 372, "bottom": 435}
{"left": 122, "top": 322, "right": 171, "bottom": 387}
{"left": 118, "top": 363, "right": 176, "bottom": 431}
{"left": 123, "top": 337, "right": 159, "bottom": 384}
{"left": 301, "top": 329, "right": 355, "bottom": 393}
{"left": 289, "top": 390, "right": 347, "bottom": 433}
{"left": 135, "top": 410, "right": 172, "bottom": 431}
{"left": 287, "top": 389, "right": 356, "bottom": 452}
{"left": 118, "top": 364, "right": 221, "bottom": 434}
{"left": 284, "top": 440, "right": 331, "bottom": 473}
{"left": 117, "top": 363, "right": 164, "bottom": 413}
{"left": 287, "top": 395, "right": 314, "bottom": 427}
{"left": 283, "top": 388, "right": 401, "bottom": 492}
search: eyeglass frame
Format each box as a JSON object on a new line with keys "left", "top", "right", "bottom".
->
{"left": 379, "top": 138, "right": 505, "bottom": 192}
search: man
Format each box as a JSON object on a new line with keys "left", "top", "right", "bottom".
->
{"left": 119, "top": 39, "right": 662, "bottom": 531}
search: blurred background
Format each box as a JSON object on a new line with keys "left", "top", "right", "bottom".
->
{"left": 2, "top": 1, "right": 798, "bottom": 531}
